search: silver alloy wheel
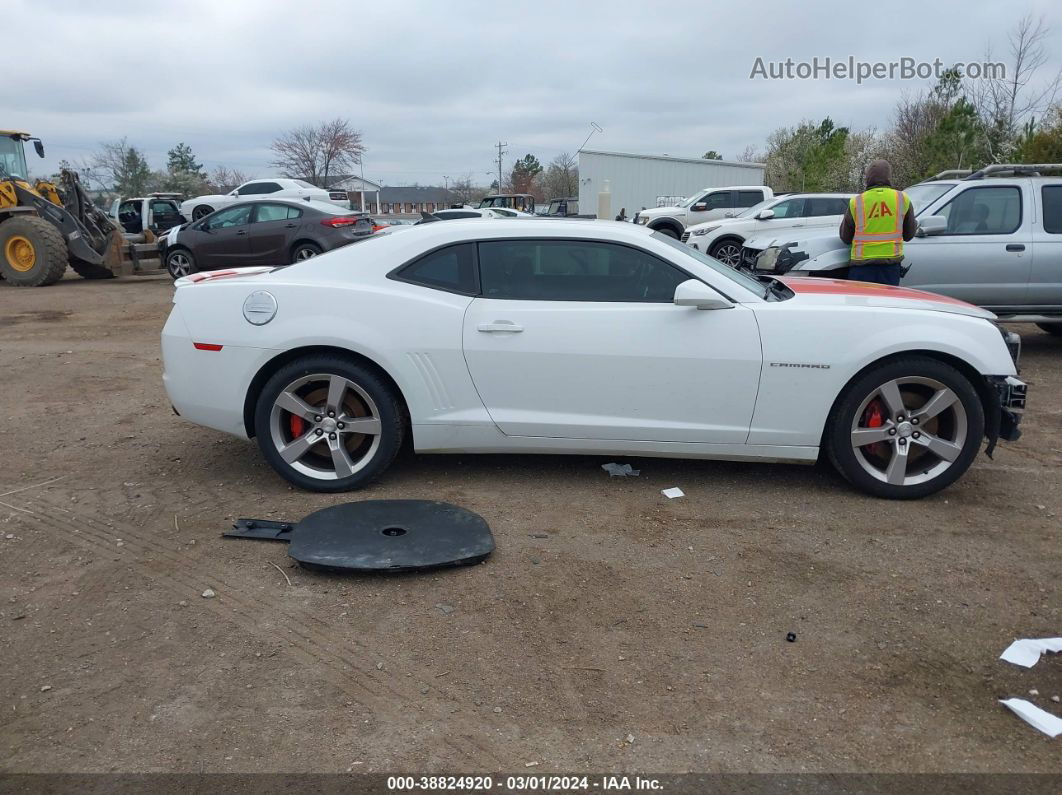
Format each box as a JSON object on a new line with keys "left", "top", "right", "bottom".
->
{"left": 268, "top": 373, "right": 383, "bottom": 481}
{"left": 168, "top": 251, "right": 193, "bottom": 278}
{"left": 294, "top": 247, "right": 318, "bottom": 262}
{"left": 713, "top": 242, "right": 742, "bottom": 266}
{"left": 850, "top": 376, "right": 968, "bottom": 487}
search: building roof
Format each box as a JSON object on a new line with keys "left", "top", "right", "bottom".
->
{"left": 580, "top": 149, "right": 765, "bottom": 169}
{"left": 300, "top": 174, "right": 384, "bottom": 191}
{"left": 379, "top": 186, "right": 451, "bottom": 203}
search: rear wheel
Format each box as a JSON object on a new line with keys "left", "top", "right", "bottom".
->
{"left": 292, "top": 242, "right": 322, "bottom": 262}
{"left": 165, "top": 248, "right": 197, "bottom": 280}
{"left": 253, "top": 355, "right": 404, "bottom": 492}
{"left": 192, "top": 205, "right": 214, "bottom": 221}
{"left": 1036, "top": 323, "right": 1062, "bottom": 337}
{"left": 825, "top": 357, "right": 984, "bottom": 499}
{"left": 0, "top": 216, "right": 68, "bottom": 287}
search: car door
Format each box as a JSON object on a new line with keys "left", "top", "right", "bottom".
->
{"left": 1030, "top": 183, "right": 1062, "bottom": 306}
{"left": 801, "top": 196, "right": 850, "bottom": 229}
{"left": 687, "top": 190, "right": 733, "bottom": 225}
{"left": 461, "top": 238, "right": 762, "bottom": 443}
{"left": 903, "top": 183, "right": 1032, "bottom": 307}
{"left": 248, "top": 203, "right": 302, "bottom": 265}
{"left": 195, "top": 205, "right": 254, "bottom": 269}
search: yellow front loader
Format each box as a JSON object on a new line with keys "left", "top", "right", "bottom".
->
{"left": 0, "top": 130, "right": 123, "bottom": 287}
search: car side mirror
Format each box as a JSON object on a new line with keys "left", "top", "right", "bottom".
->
{"left": 33, "top": 140, "right": 45, "bottom": 158}
{"left": 673, "top": 279, "right": 733, "bottom": 310}
{"left": 691, "top": 203, "right": 708, "bottom": 212}
{"left": 756, "top": 209, "right": 775, "bottom": 220}
{"left": 916, "top": 215, "right": 947, "bottom": 236}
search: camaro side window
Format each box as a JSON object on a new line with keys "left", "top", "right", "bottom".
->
{"left": 397, "top": 243, "right": 477, "bottom": 294}
{"left": 477, "top": 240, "right": 689, "bottom": 302}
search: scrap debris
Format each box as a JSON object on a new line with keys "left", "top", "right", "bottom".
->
{"left": 999, "top": 637, "right": 1062, "bottom": 668}
{"left": 999, "top": 698, "right": 1062, "bottom": 738}
{"left": 661, "top": 487, "right": 685, "bottom": 499}
{"left": 601, "top": 463, "right": 639, "bottom": 477}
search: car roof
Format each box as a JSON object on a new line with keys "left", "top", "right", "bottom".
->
{"left": 217, "top": 198, "right": 352, "bottom": 214}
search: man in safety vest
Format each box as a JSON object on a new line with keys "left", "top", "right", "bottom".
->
{"left": 839, "top": 159, "right": 917, "bottom": 285}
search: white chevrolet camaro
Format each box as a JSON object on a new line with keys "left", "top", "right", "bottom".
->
{"left": 161, "top": 219, "right": 1026, "bottom": 499}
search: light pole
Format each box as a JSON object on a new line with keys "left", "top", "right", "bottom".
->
{"left": 443, "top": 175, "right": 450, "bottom": 209}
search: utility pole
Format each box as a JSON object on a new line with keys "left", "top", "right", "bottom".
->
{"left": 494, "top": 141, "right": 507, "bottom": 193}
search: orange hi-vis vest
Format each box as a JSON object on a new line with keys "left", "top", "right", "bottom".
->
{"left": 850, "top": 187, "right": 910, "bottom": 262}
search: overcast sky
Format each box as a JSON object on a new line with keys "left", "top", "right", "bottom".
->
{"left": 10, "top": 0, "right": 1062, "bottom": 187}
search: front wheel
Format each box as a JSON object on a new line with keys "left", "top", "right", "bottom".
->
{"left": 708, "top": 238, "right": 743, "bottom": 266}
{"left": 825, "top": 357, "right": 984, "bottom": 499}
{"left": 253, "top": 356, "right": 404, "bottom": 492}
{"left": 165, "top": 248, "right": 197, "bottom": 280}
{"left": 653, "top": 226, "right": 680, "bottom": 239}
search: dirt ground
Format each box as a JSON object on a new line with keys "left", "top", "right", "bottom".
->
{"left": 0, "top": 271, "right": 1060, "bottom": 775}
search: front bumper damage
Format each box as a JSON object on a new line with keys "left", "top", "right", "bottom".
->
{"left": 984, "top": 375, "right": 1026, "bottom": 456}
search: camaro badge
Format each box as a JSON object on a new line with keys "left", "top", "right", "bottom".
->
{"left": 769, "top": 362, "right": 831, "bottom": 369}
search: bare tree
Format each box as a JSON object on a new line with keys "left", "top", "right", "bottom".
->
{"left": 736, "top": 144, "right": 763, "bottom": 163}
{"left": 270, "top": 118, "right": 365, "bottom": 186}
{"left": 207, "top": 166, "right": 252, "bottom": 192}
{"left": 540, "top": 152, "right": 579, "bottom": 199}
{"left": 447, "top": 171, "right": 484, "bottom": 205}
{"left": 969, "top": 14, "right": 1062, "bottom": 160}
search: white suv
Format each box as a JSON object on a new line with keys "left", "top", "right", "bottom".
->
{"left": 180, "top": 178, "right": 349, "bottom": 221}
{"left": 633, "top": 186, "right": 772, "bottom": 238}
{"left": 682, "top": 193, "right": 852, "bottom": 266}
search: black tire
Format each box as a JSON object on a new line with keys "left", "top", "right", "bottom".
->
{"left": 0, "top": 216, "right": 68, "bottom": 287}
{"left": 165, "top": 248, "right": 198, "bottom": 280}
{"left": 652, "top": 225, "right": 680, "bottom": 239}
{"left": 69, "top": 258, "right": 116, "bottom": 280}
{"left": 253, "top": 355, "right": 404, "bottom": 492}
{"left": 191, "top": 205, "right": 214, "bottom": 221}
{"left": 291, "top": 242, "right": 323, "bottom": 263}
{"left": 708, "top": 237, "right": 744, "bottom": 266}
{"left": 824, "top": 357, "right": 984, "bottom": 499}
{"left": 1035, "top": 323, "right": 1062, "bottom": 337}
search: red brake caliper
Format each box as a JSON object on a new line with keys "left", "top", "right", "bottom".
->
{"left": 863, "top": 399, "right": 886, "bottom": 458}
{"left": 289, "top": 415, "right": 306, "bottom": 438}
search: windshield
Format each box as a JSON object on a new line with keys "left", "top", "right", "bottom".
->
{"left": 905, "top": 182, "right": 956, "bottom": 216}
{"left": 0, "top": 136, "right": 29, "bottom": 180}
{"left": 652, "top": 231, "right": 765, "bottom": 296}
{"left": 676, "top": 192, "right": 704, "bottom": 208}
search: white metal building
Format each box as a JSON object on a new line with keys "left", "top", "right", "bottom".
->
{"left": 577, "top": 150, "right": 766, "bottom": 217}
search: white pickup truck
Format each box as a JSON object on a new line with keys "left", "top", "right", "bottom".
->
{"left": 632, "top": 185, "right": 773, "bottom": 238}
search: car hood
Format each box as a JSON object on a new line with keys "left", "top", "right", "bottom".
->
{"left": 638, "top": 206, "right": 684, "bottom": 219}
{"left": 777, "top": 276, "right": 996, "bottom": 319}
{"left": 182, "top": 194, "right": 229, "bottom": 206}
{"left": 686, "top": 215, "right": 748, "bottom": 233}
{"left": 744, "top": 228, "right": 848, "bottom": 271}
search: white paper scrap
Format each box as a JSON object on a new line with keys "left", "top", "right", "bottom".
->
{"left": 661, "top": 487, "right": 685, "bottom": 499}
{"left": 999, "top": 637, "right": 1062, "bottom": 668}
{"left": 999, "top": 698, "right": 1062, "bottom": 738}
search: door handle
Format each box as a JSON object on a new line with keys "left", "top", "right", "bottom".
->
{"left": 1006, "top": 244, "right": 1025, "bottom": 252}
{"left": 236, "top": 230, "right": 247, "bottom": 236}
{"left": 477, "top": 321, "right": 524, "bottom": 333}
{"left": 285, "top": 223, "right": 297, "bottom": 228}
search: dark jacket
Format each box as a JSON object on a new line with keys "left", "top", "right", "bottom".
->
{"left": 839, "top": 180, "right": 917, "bottom": 265}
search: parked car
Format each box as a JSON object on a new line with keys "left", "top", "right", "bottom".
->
{"left": 159, "top": 199, "right": 374, "bottom": 279}
{"left": 682, "top": 193, "right": 852, "bottom": 266}
{"left": 109, "top": 193, "right": 186, "bottom": 241}
{"left": 161, "top": 219, "right": 1024, "bottom": 500}
{"left": 478, "top": 193, "right": 536, "bottom": 213}
{"left": 633, "top": 186, "right": 774, "bottom": 238}
{"left": 179, "top": 179, "right": 347, "bottom": 222}
{"left": 415, "top": 208, "right": 517, "bottom": 223}
{"left": 737, "top": 165, "right": 1062, "bottom": 331}
{"left": 543, "top": 197, "right": 579, "bottom": 217}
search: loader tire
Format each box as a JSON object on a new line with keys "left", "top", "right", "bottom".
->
{"left": 0, "top": 216, "right": 68, "bottom": 287}
{"left": 69, "top": 258, "right": 116, "bottom": 280}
